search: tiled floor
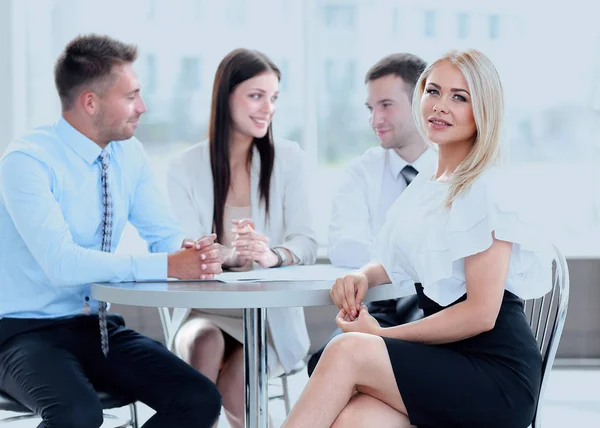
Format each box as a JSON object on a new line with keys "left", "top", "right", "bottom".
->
{"left": 1, "top": 368, "right": 598, "bottom": 427}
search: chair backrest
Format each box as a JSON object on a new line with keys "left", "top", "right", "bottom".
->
{"left": 524, "top": 245, "right": 570, "bottom": 428}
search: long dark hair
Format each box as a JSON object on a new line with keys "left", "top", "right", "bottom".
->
{"left": 209, "top": 48, "right": 280, "bottom": 243}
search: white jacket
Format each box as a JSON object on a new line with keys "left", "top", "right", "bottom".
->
{"left": 166, "top": 138, "right": 317, "bottom": 373}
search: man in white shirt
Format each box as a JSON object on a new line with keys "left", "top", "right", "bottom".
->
{"left": 309, "top": 53, "right": 435, "bottom": 375}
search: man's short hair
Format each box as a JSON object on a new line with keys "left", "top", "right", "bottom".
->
{"left": 365, "top": 53, "right": 427, "bottom": 100}
{"left": 54, "top": 34, "right": 138, "bottom": 110}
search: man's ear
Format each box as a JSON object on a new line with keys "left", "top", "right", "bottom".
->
{"left": 79, "top": 90, "right": 100, "bottom": 116}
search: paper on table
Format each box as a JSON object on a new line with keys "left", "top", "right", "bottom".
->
{"left": 135, "top": 278, "right": 225, "bottom": 283}
{"left": 215, "top": 264, "right": 354, "bottom": 283}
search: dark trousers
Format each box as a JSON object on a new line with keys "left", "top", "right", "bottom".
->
{"left": 307, "top": 294, "right": 423, "bottom": 376}
{"left": 0, "top": 314, "right": 221, "bottom": 428}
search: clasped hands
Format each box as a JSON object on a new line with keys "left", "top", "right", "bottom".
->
{"left": 169, "top": 218, "right": 279, "bottom": 280}
{"left": 170, "top": 234, "right": 224, "bottom": 280}
{"left": 330, "top": 272, "right": 382, "bottom": 336}
{"left": 227, "top": 218, "right": 280, "bottom": 268}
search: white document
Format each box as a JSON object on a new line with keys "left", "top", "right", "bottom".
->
{"left": 216, "top": 264, "right": 354, "bottom": 283}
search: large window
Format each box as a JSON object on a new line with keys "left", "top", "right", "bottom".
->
{"left": 4, "top": 0, "right": 598, "bottom": 257}
{"left": 457, "top": 12, "right": 470, "bottom": 39}
{"left": 322, "top": 3, "right": 356, "bottom": 29}
{"left": 489, "top": 14, "right": 501, "bottom": 40}
{"left": 424, "top": 10, "right": 437, "bottom": 38}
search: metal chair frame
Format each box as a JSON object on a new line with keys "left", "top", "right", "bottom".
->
{"left": 0, "top": 391, "right": 139, "bottom": 427}
{"left": 524, "top": 245, "right": 570, "bottom": 428}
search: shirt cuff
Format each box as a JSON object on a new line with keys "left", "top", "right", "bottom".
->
{"left": 134, "top": 253, "right": 168, "bottom": 281}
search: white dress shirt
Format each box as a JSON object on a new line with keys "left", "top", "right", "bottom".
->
{"left": 371, "top": 165, "right": 554, "bottom": 305}
{"left": 328, "top": 147, "right": 437, "bottom": 268}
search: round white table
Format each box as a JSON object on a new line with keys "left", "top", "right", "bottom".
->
{"left": 92, "top": 279, "right": 414, "bottom": 428}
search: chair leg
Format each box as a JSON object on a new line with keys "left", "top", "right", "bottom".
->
{"left": 102, "top": 412, "right": 132, "bottom": 428}
{"left": 102, "top": 403, "right": 138, "bottom": 428}
{"left": 0, "top": 414, "right": 38, "bottom": 424}
{"left": 282, "top": 375, "right": 291, "bottom": 415}
{"left": 0, "top": 405, "right": 138, "bottom": 427}
{"left": 129, "top": 402, "right": 139, "bottom": 428}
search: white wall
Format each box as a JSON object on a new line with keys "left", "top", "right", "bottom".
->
{"left": 0, "top": 0, "right": 28, "bottom": 154}
{"left": 0, "top": 1, "right": 14, "bottom": 154}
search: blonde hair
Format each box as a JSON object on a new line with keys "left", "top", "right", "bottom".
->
{"left": 412, "top": 49, "right": 504, "bottom": 207}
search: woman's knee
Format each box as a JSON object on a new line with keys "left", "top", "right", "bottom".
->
{"left": 176, "top": 321, "right": 226, "bottom": 362}
{"left": 322, "top": 333, "right": 382, "bottom": 367}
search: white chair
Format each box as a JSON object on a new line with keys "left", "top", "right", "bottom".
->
{"left": 525, "top": 245, "right": 570, "bottom": 428}
{"left": 158, "top": 307, "right": 298, "bottom": 414}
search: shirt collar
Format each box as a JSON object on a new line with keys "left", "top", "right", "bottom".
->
{"left": 412, "top": 148, "right": 437, "bottom": 175}
{"left": 388, "top": 147, "right": 437, "bottom": 180}
{"left": 55, "top": 116, "right": 104, "bottom": 164}
{"left": 387, "top": 149, "right": 408, "bottom": 180}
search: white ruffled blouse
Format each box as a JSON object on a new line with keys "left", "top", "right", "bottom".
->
{"left": 370, "top": 165, "right": 554, "bottom": 306}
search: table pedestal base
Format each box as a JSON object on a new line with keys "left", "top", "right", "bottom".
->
{"left": 244, "top": 308, "right": 268, "bottom": 428}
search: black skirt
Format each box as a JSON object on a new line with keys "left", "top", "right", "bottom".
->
{"left": 383, "top": 284, "right": 542, "bottom": 428}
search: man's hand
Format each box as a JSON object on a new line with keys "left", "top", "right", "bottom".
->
{"left": 182, "top": 235, "right": 224, "bottom": 264}
{"left": 169, "top": 234, "right": 223, "bottom": 279}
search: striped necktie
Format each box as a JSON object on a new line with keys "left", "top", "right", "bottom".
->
{"left": 98, "top": 150, "right": 112, "bottom": 357}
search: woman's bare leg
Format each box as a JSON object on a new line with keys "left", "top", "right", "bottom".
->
{"left": 217, "top": 343, "right": 245, "bottom": 428}
{"left": 175, "top": 318, "right": 226, "bottom": 383}
{"left": 282, "top": 332, "right": 408, "bottom": 428}
{"left": 331, "top": 393, "right": 415, "bottom": 428}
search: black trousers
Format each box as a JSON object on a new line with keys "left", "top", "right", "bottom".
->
{"left": 307, "top": 293, "right": 423, "bottom": 376}
{"left": 0, "top": 314, "right": 221, "bottom": 428}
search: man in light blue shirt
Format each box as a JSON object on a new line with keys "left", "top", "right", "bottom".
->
{"left": 0, "top": 35, "right": 222, "bottom": 427}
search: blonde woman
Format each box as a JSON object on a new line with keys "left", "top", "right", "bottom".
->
{"left": 283, "top": 50, "right": 552, "bottom": 428}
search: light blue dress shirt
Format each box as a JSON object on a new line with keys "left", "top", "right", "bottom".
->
{"left": 0, "top": 117, "right": 185, "bottom": 319}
